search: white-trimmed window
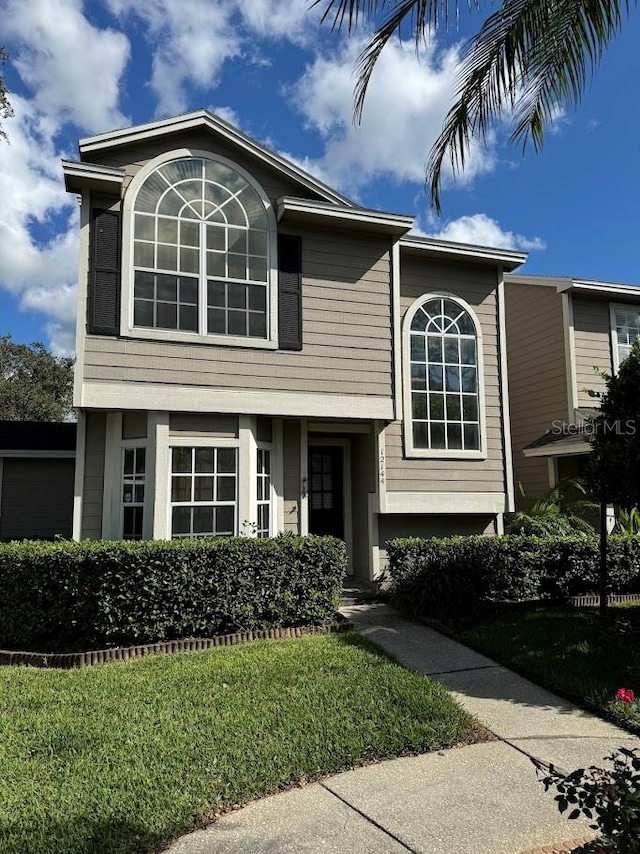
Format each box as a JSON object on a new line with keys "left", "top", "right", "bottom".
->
{"left": 122, "top": 446, "right": 145, "bottom": 539}
{"left": 170, "top": 446, "right": 237, "bottom": 537}
{"left": 403, "top": 294, "right": 484, "bottom": 458}
{"left": 256, "top": 448, "right": 272, "bottom": 538}
{"left": 612, "top": 305, "right": 640, "bottom": 370}
{"left": 130, "top": 156, "right": 273, "bottom": 342}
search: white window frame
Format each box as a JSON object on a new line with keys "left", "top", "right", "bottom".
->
{"left": 167, "top": 435, "right": 241, "bottom": 538}
{"left": 121, "top": 148, "right": 279, "bottom": 350}
{"left": 121, "top": 442, "right": 147, "bottom": 540}
{"left": 256, "top": 444, "right": 274, "bottom": 538}
{"left": 402, "top": 292, "right": 487, "bottom": 460}
{"left": 610, "top": 302, "right": 640, "bottom": 372}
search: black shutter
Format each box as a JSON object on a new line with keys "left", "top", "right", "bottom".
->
{"left": 88, "top": 208, "right": 121, "bottom": 336}
{"left": 278, "top": 234, "right": 303, "bottom": 351}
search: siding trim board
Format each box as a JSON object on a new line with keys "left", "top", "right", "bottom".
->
{"left": 384, "top": 492, "right": 506, "bottom": 514}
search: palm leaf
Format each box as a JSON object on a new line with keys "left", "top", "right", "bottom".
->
{"left": 427, "top": 0, "right": 632, "bottom": 211}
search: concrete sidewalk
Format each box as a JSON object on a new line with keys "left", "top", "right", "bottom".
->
{"left": 168, "top": 604, "right": 640, "bottom": 854}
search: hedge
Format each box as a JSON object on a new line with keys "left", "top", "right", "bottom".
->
{"left": 386, "top": 535, "right": 640, "bottom": 623}
{"left": 0, "top": 535, "right": 347, "bottom": 653}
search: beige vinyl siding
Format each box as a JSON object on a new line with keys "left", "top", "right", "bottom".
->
{"left": 573, "top": 295, "right": 612, "bottom": 406}
{"left": 169, "top": 414, "right": 239, "bottom": 437}
{"left": 504, "top": 282, "right": 569, "bottom": 501}
{"left": 282, "top": 420, "right": 301, "bottom": 534}
{"left": 386, "top": 258, "right": 505, "bottom": 494}
{"left": 87, "top": 131, "right": 326, "bottom": 204}
{"left": 83, "top": 226, "right": 393, "bottom": 402}
{"left": 0, "top": 458, "right": 75, "bottom": 540}
{"left": 81, "top": 411, "right": 106, "bottom": 539}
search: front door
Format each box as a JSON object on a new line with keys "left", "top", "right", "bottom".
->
{"left": 308, "top": 446, "right": 344, "bottom": 539}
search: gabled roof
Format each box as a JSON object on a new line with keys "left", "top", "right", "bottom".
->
{"left": 506, "top": 273, "right": 640, "bottom": 300}
{"left": 78, "top": 109, "right": 354, "bottom": 208}
{"left": 277, "top": 197, "right": 414, "bottom": 236}
{"left": 401, "top": 234, "right": 526, "bottom": 271}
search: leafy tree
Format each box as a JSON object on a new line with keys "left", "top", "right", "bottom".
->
{"left": 316, "top": 1, "right": 635, "bottom": 210}
{"left": 0, "top": 335, "right": 74, "bottom": 421}
{"left": 0, "top": 47, "right": 12, "bottom": 141}
{"left": 587, "top": 338, "right": 640, "bottom": 511}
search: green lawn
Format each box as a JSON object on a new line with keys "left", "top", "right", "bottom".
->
{"left": 459, "top": 605, "right": 640, "bottom": 719}
{"left": 0, "top": 632, "right": 481, "bottom": 854}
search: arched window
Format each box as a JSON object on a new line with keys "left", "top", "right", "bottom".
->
{"left": 406, "top": 295, "right": 482, "bottom": 454}
{"left": 131, "top": 157, "right": 271, "bottom": 339}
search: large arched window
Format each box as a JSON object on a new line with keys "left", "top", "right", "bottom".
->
{"left": 131, "top": 156, "right": 272, "bottom": 339}
{"left": 404, "top": 295, "right": 483, "bottom": 456}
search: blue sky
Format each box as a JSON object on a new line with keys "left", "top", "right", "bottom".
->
{"left": 0, "top": 0, "right": 639, "bottom": 353}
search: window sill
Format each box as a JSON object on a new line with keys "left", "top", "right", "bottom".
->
{"left": 404, "top": 448, "right": 487, "bottom": 461}
{"left": 121, "top": 327, "right": 279, "bottom": 350}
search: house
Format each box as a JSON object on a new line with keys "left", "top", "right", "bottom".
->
{"left": 0, "top": 420, "right": 76, "bottom": 540}
{"left": 63, "top": 109, "right": 525, "bottom": 579}
{"left": 504, "top": 274, "right": 640, "bottom": 502}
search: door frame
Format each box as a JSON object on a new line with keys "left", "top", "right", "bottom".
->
{"left": 306, "top": 437, "right": 353, "bottom": 571}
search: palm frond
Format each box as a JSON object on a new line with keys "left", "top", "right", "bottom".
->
{"left": 427, "top": 0, "right": 632, "bottom": 212}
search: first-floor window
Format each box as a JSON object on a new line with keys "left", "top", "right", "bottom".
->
{"left": 170, "top": 446, "right": 237, "bottom": 537}
{"left": 256, "top": 449, "right": 271, "bottom": 537}
{"left": 122, "top": 447, "right": 145, "bottom": 539}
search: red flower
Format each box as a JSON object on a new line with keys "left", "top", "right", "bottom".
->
{"left": 616, "top": 688, "right": 635, "bottom": 704}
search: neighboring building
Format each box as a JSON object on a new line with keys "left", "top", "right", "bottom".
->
{"left": 0, "top": 421, "right": 76, "bottom": 540}
{"left": 63, "top": 110, "right": 525, "bottom": 578}
{"left": 504, "top": 274, "right": 640, "bottom": 502}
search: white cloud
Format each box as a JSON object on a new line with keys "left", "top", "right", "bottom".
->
{"left": 421, "top": 212, "right": 545, "bottom": 252}
{"left": 236, "top": 0, "right": 319, "bottom": 44}
{"left": 3, "top": 0, "right": 130, "bottom": 133}
{"left": 107, "top": 0, "right": 242, "bottom": 116}
{"left": 288, "top": 36, "right": 496, "bottom": 196}
{"left": 0, "top": 98, "right": 79, "bottom": 353}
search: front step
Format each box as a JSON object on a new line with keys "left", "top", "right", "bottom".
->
{"left": 340, "top": 581, "right": 388, "bottom": 607}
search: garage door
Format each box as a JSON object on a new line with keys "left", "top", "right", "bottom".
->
{"left": 0, "top": 458, "right": 75, "bottom": 540}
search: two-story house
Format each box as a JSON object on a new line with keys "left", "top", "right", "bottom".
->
{"left": 504, "top": 274, "right": 640, "bottom": 501}
{"left": 63, "top": 110, "right": 525, "bottom": 579}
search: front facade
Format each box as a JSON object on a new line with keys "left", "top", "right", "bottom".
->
{"left": 504, "top": 274, "right": 640, "bottom": 502}
{"left": 66, "top": 110, "right": 525, "bottom": 578}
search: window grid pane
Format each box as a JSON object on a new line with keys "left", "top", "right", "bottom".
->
{"left": 133, "top": 158, "right": 269, "bottom": 339}
{"left": 256, "top": 449, "right": 272, "bottom": 538}
{"left": 615, "top": 309, "right": 640, "bottom": 367}
{"left": 170, "top": 447, "right": 237, "bottom": 538}
{"left": 122, "top": 447, "right": 145, "bottom": 540}
{"left": 410, "top": 297, "right": 480, "bottom": 452}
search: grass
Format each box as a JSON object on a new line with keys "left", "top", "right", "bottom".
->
{"left": 459, "top": 605, "right": 640, "bottom": 720}
{"left": 0, "top": 632, "right": 480, "bottom": 854}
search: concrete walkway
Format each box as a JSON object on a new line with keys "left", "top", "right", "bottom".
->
{"left": 168, "top": 604, "right": 640, "bottom": 854}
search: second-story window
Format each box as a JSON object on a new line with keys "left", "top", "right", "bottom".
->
{"left": 614, "top": 307, "right": 640, "bottom": 367}
{"left": 132, "top": 157, "right": 271, "bottom": 339}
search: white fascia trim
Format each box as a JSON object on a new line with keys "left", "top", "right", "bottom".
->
{"left": 505, "top": 274, "right": 571, "bottom": 289}
{"left": 72, "top": 412, "right": 86, "bottom": 540}
{"left": 384, "top": 492, "right": 507, "bottom": 514}
{"left": 391, "top": 241, "right": 402, "bottom": 421}
{"left": 401, "top": 291, "right": 488, "bottom": 460}
{"left": 277, "top": 197, "right": 414, "bottom": 235}
{"left": 568, "top": 280, "right": 640, "bottom": 299}
{"left": 523, "top": 442, "right": 591, "bottom": 458}
{"left": 562, "top": 292, "right": 579, "bottom": 413}
{"left": 79, "top": 109, "right": 352, "bottom": 207}
{"left": 497, "top": 272, "right": 515, "bottom": 512}
{"left": 400, "top": 236, "right": 527, "bottom": 271}
{"left": 81, "top": 381, "right": 395, "bottom": 419}
{"left": 0, "top": 450, "right": 76, "bottom": 459}
{"left": 62, "top": 159, "right": 125, "bottom": 193}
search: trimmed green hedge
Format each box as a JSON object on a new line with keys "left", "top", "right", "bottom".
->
{"left": 0, "top": 536, "right": 347, "bottom": 653}
{"left": 387, "top": 535, "right": 640, "bottom": 623}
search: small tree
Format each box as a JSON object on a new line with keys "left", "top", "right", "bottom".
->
{"left": 0, "top": 335, "right": 74, "bottom": 421}
{"left": 588, "top": 339, "right": 640, "bottom": 513}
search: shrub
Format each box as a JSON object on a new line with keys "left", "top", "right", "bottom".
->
{"left": 539, "top": 748, "right": 640, "bottom": 853}
{"left": 386, "top": 535, "right": 640, "bottom": 623}
{"left": 0, "top": 536, "right": 347, "bottom": 653}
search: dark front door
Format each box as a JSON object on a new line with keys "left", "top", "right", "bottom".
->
{"left": 308, "top": 446, "right": 344, "bottom": 539}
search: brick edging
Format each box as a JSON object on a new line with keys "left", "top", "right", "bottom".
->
{"left": 0, "top": 620, "right": 353, "bottom": 669}
{"left": 517, "top": 834, "right": 601, "bottom": 854}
